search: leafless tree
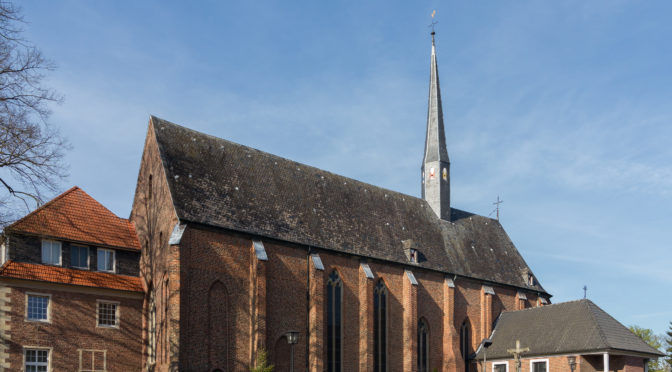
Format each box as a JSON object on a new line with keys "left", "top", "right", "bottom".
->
{"left": 0, "top": 1, "right": 66, "bottom": 226}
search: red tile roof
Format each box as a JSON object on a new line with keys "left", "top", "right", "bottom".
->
{"left": 6, "top": 186, "right": 141, "bottom": 250}
{"left": 0, "top": 260, "right": 144, "bottom": 292}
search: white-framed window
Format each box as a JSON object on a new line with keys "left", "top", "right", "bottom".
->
{"left": 78, "top": 349, "right": 107, "bottom": 372}
{"left": 26, "top": 293, "right": 50, "bottom": 322}
{"left": 493, "top": 361, "right": 509, "bottom": 372}
{"left": 71, "top": 245, "right": 89, "bottom": 269}
{"left": 0, "top": 241, "right": 7, "bottom": 265}
{"left": 530, "top": 359, "right": 549, "bottom": 372}
{"left": 96, "top": 300, "right": 119, "bottom": 328}
{"left": 24, "top": 347, "right": 50, "bottom": 372}
{"left": 96, "top": 249, "right": 115, "bottom": 272}
{"left": 41, "top": 240, "right": 61, "bottom": 265}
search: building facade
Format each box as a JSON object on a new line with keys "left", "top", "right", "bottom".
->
{"left": 474, "top": 300, "right": 663, "bottom": 372}
{"left": 0, "top": 187, "right": 144, "bottom": 371}
{"left": 130, "top": 33, "right": 553, "bottom": 372}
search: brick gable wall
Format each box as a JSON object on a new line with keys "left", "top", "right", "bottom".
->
{"left": 130, "top": 120, "right": 181, "bottom": 372}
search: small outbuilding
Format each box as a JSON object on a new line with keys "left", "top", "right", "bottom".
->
{"left": 474, "top": 299, "right": 663, "bottom": 372}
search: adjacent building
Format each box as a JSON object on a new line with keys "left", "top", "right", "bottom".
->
{"left": 0, "top": 186, "right": 144, "bottom": 371}
{"left": 474, "top": 299, "right": 664, "bottom": 372}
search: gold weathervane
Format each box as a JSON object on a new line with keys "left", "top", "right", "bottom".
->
{"left": 429, "top": 10, "right": 438, "bottom": 32}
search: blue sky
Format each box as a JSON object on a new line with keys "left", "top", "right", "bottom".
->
{"left": 20, "top": 1, "right": 672, "bottom": 336}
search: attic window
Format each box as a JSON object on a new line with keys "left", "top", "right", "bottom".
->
{"left": 409, "top": 249, "right": 418, "bottom": 263}
{"left": 527, "top": 273, "right": 534, "bottom": 286}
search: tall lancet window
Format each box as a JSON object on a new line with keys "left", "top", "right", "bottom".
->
{"left": 418, "top": 318, "right": 429, "bottom": 372}
{"left": 327, "top": 270, "right": 342, "bottom": 372}
{"left": 460, "top": 321, "right": 471, "bottom": 372}
{"left": 374, "top": 280, "right": 388, "bottom": 372}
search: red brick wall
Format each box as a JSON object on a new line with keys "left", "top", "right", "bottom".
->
{"left": 165, "top": 223, "right": 538, "bottom": 371}
{"left": 3, "top": 283, "right": 142, "bottom": 371}
{"left": 482, "top": 354, "right": 648, "bottom": 372}
{"left": 130, "top": 119, "right": 181, "bottom": 372}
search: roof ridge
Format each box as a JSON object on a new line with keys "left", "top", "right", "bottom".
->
{"left": 4, "top": 186, "right": 81, "bottom": 232}
{"left": 502, "top": 298, "right": 585, "bottom": 315}
{"left": 583, "top": 299, "right": 610, "bottom": 349}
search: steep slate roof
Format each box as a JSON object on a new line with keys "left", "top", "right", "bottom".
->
{"left": 475, "top": 299, "right": 664, "bottom": 359}
{"left": 150, "top": 116, "right": 547, "bottom": 293}
{"left": 0, "top": 260, "right": 143, "bottom": 292}
{"left": 5, "top": 186, "right": 141, "bottom": 251}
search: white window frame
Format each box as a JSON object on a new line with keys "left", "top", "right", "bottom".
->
{"left": 530, "top": 358, "right": 549, "bottom": 372}
{"left": 24, "top": 346, "right": 52, "bottom": 371}
{"left": 96, "top": 248, "right": 115, "bottom": 273}
{"left": 0, "top": 241, "right": 7, "bottom": 265}
{"left": 492, "top": 361, "right": 509, "bottom": 372}
{"left": 96, "top": 300, "right": 120, "bottom": 328}
{"left": 41, "top": 239, "right": 62, "bottom": 266}
{"left": 71, "top": 245, "right": 90, "bottom": 269}
{"left": 25, "top": 292, "right": 51, "bottom": 323}
{"left": 78, "top": 349, "right": 107, "bottom": 372}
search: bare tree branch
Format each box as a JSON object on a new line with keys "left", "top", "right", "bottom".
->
{"left": 0, "top": 1, "right": 67, "bottom": 226}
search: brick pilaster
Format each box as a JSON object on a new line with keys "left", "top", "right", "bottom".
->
{"left": 308, "top": 255, "right": 324, "bottom": 372}
{"left": 515, "top": 291, "right": 525, "bottom": 311}
{"left": 249, "top": 243, "right": 267, "bottom": 367}
{"left": 0, "top": 286, "right": 11, "bottom": 370}
{"left": 403, "top": 270, "right": 418, "bottom": 372}
{"left": 358, "top": 264, "right": 374, "bottom": 372}
{"left": 480, "top": 286, "right": 493, "bottom": 341}
{"left": 167, "top": 243, "right": 181, "bottom": 371}
{"left": 443, "top": 278, "right": 463, "bottom": 372}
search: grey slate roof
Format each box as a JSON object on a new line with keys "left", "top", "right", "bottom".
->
{"left": 475, "top": 299, "right": 664, "bottom": 359}
{"left": 150, "top": 116, "right": 548, "bottom": 294}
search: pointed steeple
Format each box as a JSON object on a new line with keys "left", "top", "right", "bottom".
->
{"left": 422, "top": 31, "right": 451, "bottom": 220}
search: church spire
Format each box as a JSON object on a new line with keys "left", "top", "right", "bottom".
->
{"left": 422, "top": 31, "right": 451, "bottom": 220}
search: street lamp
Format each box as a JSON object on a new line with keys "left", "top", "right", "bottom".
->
{"left": 286, "top": 330, "right": 299, "bottom": 372}
{"left": 567, "top": 356, "right": 577, "bottom": 372}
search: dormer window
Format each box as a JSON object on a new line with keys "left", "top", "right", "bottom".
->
{"left": 409, "top": 249, "right": 418, "bottom": 263}
{"left": 527, "top": 273, "right": 534, "bottom": 286}
{"left": 97, "top": 248, "right": 115, "bottom": 272}
{"left": 41, "top": 240, "right": 61, "bottom": 265}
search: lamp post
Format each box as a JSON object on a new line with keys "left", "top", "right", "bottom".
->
{"left": 567, "top": 356, "right": 577, "bottom": 372}
{"left": 286, "top": 330, "right": 299, "bottom": 372}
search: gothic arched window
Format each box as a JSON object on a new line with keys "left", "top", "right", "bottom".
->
{"left": 374, "top": 280, "right": 387, "bottom": 372}
{"left": 327, "top": 270, "right": 342, "bottom": 372}
{"left": 418, "top": 318, "right": 429, "bottom": 372}
{"left": 460, "top": 321, "right": 471, "bottom": 372}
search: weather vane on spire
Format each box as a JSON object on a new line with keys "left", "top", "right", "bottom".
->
{"left": 429, "top": 10, "right": 438, "bottom": 33}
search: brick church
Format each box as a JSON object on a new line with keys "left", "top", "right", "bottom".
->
{"left": 0, "top": 33, "right": 662, "bottom": 371}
